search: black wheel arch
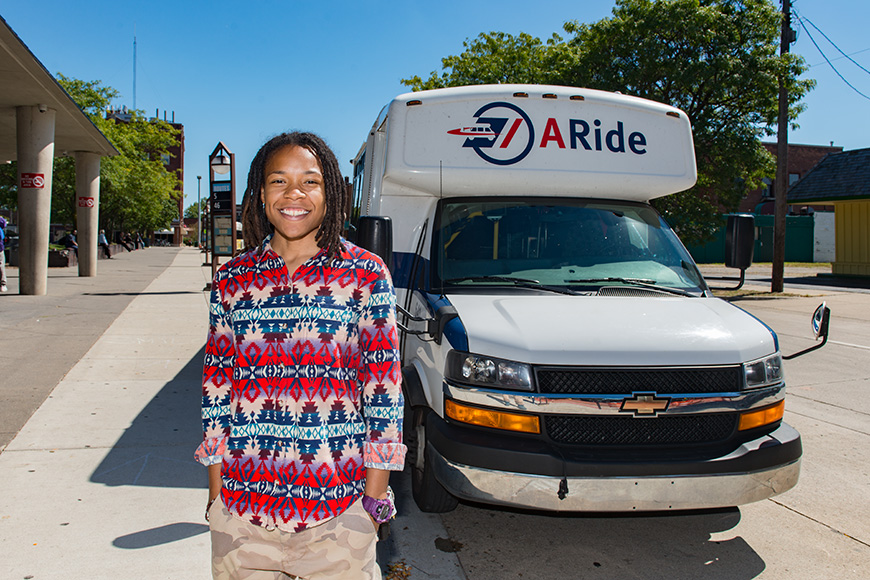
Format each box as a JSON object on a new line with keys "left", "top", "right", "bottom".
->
{"left": 401, "top": 364, "right": 429, "bottom": 409}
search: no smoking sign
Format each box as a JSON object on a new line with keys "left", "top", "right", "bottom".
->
{"left": 20, "top": 173, "right": 45, "bottom": 188}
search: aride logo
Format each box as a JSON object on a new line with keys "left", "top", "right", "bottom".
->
{"left": 448, "top": 101, "right": 649, "bottom": 166}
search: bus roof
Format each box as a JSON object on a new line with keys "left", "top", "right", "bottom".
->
{"left": 378, "top": 84, "right": 697, "bottom": 201}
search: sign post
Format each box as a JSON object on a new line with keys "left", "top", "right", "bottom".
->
{"left": 208, "top": 142, "right": 236, "bottom": 285}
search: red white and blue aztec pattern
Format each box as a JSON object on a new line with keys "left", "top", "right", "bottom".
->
{"left": 195, "top": 238, "right": 405, "bottom": 532}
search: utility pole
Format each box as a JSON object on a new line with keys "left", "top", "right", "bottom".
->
{"left": 133, "top": 31, "right": 137, "bottom": 111}
{"left": 772, "top": 0, "right": 794, "bottom": 292}
{"left": 197, "top": 175, "right": 202, "bottom": 250}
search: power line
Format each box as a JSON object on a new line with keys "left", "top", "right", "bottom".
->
{"left": 796, "top": 11, "right": 870, "bottom": 76}
{"left": 795, "top": 12, "right": 870, "bottom": 101}
{"left": 808, "top": 47, "right": 870, "bottom": 69}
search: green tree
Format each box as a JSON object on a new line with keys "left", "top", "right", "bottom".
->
{"left": 55, "top": 74, "right": 181, "bottom": 234}
{"left": 185, "top": 198, "right": 208, "bottom": 219}
{"left": 400, "top": 0, "right": 814, "bottom": 246}
{"left": 562, "top": 0, "right": 813, "bottom": 244}
{"left": 401, "top": 32, "right": 574, "bottom": 90}
{"left": 0, "top": 163, "right": 16, "bottom": 212}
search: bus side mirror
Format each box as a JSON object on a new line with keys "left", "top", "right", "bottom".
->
{"left": 811, "top": 302, "right": 830, "bottom": 341}
{"left": 783, "top": 302, "right": 831, "bottom": 360}
{"left": 707, "top": 214, "right": 756, "bottom": 291}
{"left": 725, "top": 214, "right": 755, "bottom": 271}
{"left": 356, "top": 216, "right": 393, "bottom": 271}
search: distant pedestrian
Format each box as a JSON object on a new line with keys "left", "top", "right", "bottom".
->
{"left": 62, "top": 230, "right": 78, "bottom": 257}
{"left": 118, "top": 232, "right": 133, "bottom": 252}
{"left": 98, "top": 229, "right": 112, "bottom": 259}
{"left": 195, "top": 132, "right": 405, "bottom": 580}
{"left": 135, "top": 232, "right": 144, "bottom": 249}
{"left": 0, "top": 216, "right": 8, "bottom": 292}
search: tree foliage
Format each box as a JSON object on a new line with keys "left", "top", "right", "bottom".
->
{"left": 401, "top": 32, "right": 574, "bottom": 90}
{"left": 0, "top": 163, "right": 17, "bottom": 212}
{"left": 50, "top": 74, "right": 181, "bottom": 233}
{"left": 400, "top": 0, "right": 814, "bottom": 246}
{"left": 562, "top": 0, "right": 813, "bottom": 243}
{"left": 185, "top": 198, "right": 208, "bottom": 219}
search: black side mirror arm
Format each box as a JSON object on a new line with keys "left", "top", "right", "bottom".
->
{"left": 396, "top": 303, "right": 458, "bottom": 345}
{"left": 783, "top": 303, "right": 831, "bottom": 360}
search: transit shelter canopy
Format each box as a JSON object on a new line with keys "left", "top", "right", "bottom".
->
{"left": 0, "top": 16, "right": 117, "bottom": 163}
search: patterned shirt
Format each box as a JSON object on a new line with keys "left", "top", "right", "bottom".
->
{"left": 195, "top": 237, "right": 406, "bottom": 532}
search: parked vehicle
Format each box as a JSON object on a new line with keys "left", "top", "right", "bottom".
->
{"left": 350, "top": 84, "right": 826, "bottom": 513}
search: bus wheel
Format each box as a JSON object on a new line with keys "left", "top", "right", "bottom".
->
{"left": 405, "top": 405, "right": 459, "bottom": 513}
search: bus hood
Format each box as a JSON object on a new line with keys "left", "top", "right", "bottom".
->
{"left": 445, "top": 293, "right": 776, "bottom": 366}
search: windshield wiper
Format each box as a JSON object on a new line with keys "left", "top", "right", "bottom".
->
{"left": 446, "top": 275, "right": 540, "bottom": 284}
{"left": 444, "top": 276, "right": 580, "bottom": 296}
{"left": 563, "top": 277, "right": 695, "bottom": 297}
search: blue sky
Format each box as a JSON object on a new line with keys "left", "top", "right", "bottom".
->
{"left": 3, "top": 0, "right": 868, "bottom": 209}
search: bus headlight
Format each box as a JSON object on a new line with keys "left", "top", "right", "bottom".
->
{"left": 445, "top": 350, "right": 534, "bottom": 391}
{"left": 744, "top": 353, "right": 784, "bottom": 388}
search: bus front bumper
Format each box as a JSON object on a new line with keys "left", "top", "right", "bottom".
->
{"left": 426, "top": 416, "right": 802, "bottom": 512}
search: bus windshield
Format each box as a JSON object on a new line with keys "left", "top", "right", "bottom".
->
{"left": 434, "top": 198, "right": 705, "bottom": 294}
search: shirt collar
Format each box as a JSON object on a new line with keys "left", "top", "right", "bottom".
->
{"left": 256, "top": 234, "right": 333, "bottom": 266}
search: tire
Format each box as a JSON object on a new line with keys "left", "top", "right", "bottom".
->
{"left": 405, "top": 404, "right": 459, "bottom": 513}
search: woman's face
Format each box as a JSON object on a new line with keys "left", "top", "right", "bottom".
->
{"left": 260, "top": 145, "right": 327, "bottom": 252}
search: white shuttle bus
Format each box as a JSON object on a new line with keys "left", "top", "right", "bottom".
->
{"left": 350, "top": 84, "right": 818, "bottom": 513}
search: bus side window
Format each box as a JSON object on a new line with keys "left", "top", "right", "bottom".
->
{"left": 349, "top": 151, "right": 366, "bottom": 237}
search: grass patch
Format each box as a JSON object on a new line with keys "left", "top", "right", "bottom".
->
{"left": 712, "top": 288, "right": 815, "bottom": 300}
{"left": 700, "top": 262, "right": 830, "bottom": 269}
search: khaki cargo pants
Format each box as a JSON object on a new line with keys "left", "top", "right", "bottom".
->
{"left": 208, "top": 498, "right": 381, "bottom": 580}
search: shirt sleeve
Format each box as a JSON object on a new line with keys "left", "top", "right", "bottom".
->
{"left": 194, "top": 271, "right": 235, "bottom": 466}
{"left": 359, "top": 259, "right": 407, "bottom": 471}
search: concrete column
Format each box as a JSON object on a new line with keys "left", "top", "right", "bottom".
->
{"left": 16, "top": 105, "right": 56, "bottom": 296}
{"left": 75, "top": 151, "right": 101, "bottom": 276}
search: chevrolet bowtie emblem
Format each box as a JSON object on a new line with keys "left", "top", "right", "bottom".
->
{"left": 620, "top": 393, "right": 670, "bottom": 416}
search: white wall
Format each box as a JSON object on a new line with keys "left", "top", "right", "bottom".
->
{"left": 813, "top": 211, "right": 835, "bottom": 263}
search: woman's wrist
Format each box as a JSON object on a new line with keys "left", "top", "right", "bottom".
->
{"left": 205, "top": 494, "right": 218, "bottom": 522}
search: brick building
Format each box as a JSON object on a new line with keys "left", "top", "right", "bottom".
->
{"left": 106, "top": 107, "right": 185, "bottom": 244}
{"left": 739, "top": 142, "right": 842, "bottom": 214}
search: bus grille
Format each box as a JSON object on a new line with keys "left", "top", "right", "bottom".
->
{"left": 536, "top": 366, "right": 741, "bottom": 395}
{"left": 544, "top": 413, "right": 738, "bottom": 446}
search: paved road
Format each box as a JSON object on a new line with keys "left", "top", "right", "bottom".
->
{"left": 0, "top": 247, "right": 181, "bottom": 450}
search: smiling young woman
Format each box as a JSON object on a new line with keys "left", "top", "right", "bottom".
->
{"left": 196, "top": 132, "right": 405, "bottom": 580}
{"left": 260, "top": 145, "right": 327, "bottom": 272}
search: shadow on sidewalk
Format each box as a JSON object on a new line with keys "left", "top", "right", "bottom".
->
{"left": 84, "top": 291, "right": 204, "bottom": 297}
{"left": 89, "top": 346, "right": 209, "bottom": 549}
{"left": 113, "top": 522, "right": 209, "bottom": 549}
{"left": 90, "top": 346, "right": 206, "bottom": 489}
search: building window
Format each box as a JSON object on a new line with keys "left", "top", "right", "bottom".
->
{"left": 789, "top": 173, "right": 800, "bottom": 186}
{"left": 761, "top": 177, "right": 773, "bottom": 199}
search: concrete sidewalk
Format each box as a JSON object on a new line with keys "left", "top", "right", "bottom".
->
{"left": 0, "top": 246, "right": 184, "bottom": 449}
{"left": 0, "top": 247, "right": 213, "bottom": 579}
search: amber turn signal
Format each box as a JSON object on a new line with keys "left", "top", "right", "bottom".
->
{"left": 445, "top": 400, "right": 540, "bottom": 434}
{"left": 738, "top": 400, "right": 785, "bottom": 431}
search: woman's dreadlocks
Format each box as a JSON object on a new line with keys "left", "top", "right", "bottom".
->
{"left": 240, "top": 131, "right": 346, "bottom": 262}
